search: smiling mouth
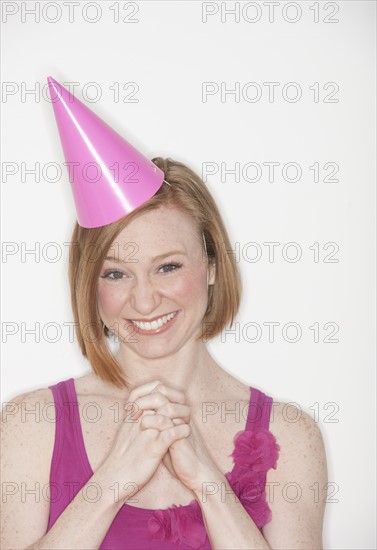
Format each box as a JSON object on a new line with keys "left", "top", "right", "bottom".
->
{"left": 128, "top": 310, "right": 179, "bottom": 331}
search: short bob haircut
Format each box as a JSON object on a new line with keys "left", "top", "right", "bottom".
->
{"left": 68, "top": 157, "right": 242, "bottom": 388}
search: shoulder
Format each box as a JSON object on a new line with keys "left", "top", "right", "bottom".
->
{"left": 1, "top": 384, "right": 59, "bottom": 424}
{"left": 262, "top": 400, "right": 328, "bottom": 549}
{"left": 267, "top": 400, "right": 327, "bottom": 484}
{"left": 1, "top": 385, "right": 56, "bottom": 419}
{"left": 1, "top": 385, "right": 57, "bottom": 430}
{"left": 1, "top": 386, "right": 57, "bottom": 459}
{"left": 269, "top": 400, "right": 326, "bottom": 459}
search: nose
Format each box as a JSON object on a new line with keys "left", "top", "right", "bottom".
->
{"left": 128, "top": 275, "right": 162, "bottom": 316}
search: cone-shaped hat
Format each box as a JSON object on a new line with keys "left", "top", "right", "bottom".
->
{"left": 47, "top": 76, "right": 165, "bottom": 228}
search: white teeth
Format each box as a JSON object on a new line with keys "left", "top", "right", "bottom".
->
{"left": 131, "top": 311, "right": 177, "bottom": 331}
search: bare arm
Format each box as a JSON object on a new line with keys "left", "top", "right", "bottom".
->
{"left": 262, "top": 404, "right": 328, "bottom": 549}
{"left": 190, "top": 404, "right": 327, "bottom": 549}
{"left": 1, "top": 390, "right": 52, "bottom": 549}
{"left": 193, "top": 471, "right": 272, "bottom": 550}
{"left": 1, "top": 381, "right": 191, "bottom": 550}
{"left": 0, "top": 389, "right": 127, "bottom": 550}
{"left": 24, "top": 467, "right": 127, "bottom": 550}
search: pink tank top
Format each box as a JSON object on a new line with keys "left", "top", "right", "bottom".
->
{"left": 46, "top": 378, "right": 280, "bottom": 549}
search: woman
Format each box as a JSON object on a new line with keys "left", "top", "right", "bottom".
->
{"left": 1, "top": 79, "right": 328, "bottom": 550}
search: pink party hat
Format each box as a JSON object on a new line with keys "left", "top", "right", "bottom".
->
{"left": 47, "top": 76, "right": 165, "bottom": 228}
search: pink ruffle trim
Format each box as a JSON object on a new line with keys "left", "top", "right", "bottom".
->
{"left": 147, "top": 427, "right": 280, "bottom": 548}
{"left": 147, "top": 501, "right": 208, "bottom": 548}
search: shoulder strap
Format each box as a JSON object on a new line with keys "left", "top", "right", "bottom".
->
{"left": 48, "top": 379, "right": 79, "bottom": 476}
{"left": 245, "top": 387, "right": 273, "bottom": 431}
{"left": 47, "top": 378, "right": 88, "bottom": 531}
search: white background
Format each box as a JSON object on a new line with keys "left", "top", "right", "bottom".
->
{"left": 1, "top": 1, "right": 376, "bottom": 549}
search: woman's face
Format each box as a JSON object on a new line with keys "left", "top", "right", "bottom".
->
{"left": 97, "top": 206, "right": 216, "bottom": 360}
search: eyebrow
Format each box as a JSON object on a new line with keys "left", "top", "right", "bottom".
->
{"left": 104, "top": 250, "right": 187, "bottom": 263}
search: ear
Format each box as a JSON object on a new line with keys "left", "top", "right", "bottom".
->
{"left": 207, "top": 259, "right": 216, "bottom": 286}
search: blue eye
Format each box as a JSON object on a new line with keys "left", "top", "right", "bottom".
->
{"left": 159, "top": 262, "right": 182, "bottom": 273}
{"left": 101, "top": 270, "right": 125, "bottom": 280}
{"left": 100, "top": 262, "right": 182, "bottom": 281}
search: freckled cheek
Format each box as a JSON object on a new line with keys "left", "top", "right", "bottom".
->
{"left": 97, "top": 284, "right": 128, "bottom": 318}
{"left": 171, "top": 274, "right": 207, "bottom": 303}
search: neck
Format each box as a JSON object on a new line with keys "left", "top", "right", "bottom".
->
{"left": 113, "top": 342, "right": 220, "bottom": 403}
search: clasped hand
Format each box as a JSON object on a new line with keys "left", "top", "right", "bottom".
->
{"left": 127, "top": 379, "right": 219, "bottom": 494}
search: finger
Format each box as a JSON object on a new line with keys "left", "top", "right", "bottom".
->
{"left": 171, "top": 418, "right": 185, "bottom": 425}
{"left": 124, "top": 381, "right": 164, "bottom": 417}
{"left": 140, "top": 413, "right": 174, "bottom": 431}
{"left": 123, "top": 402, "right": 144, "bottom": 419}
{"left": 127, "top": 380, "right": 163, "bottom": 403}
{"left": 133, "top": 392, "right": 170, "bottom": 412}
{"left": 157, "top": 423, "right": 191, "bottom": 451}
{"left": 126, "top": 383, "right": 186, "bottom": 418}
{"left": 136, "top": 408, "right": 156, "bottom": 420}
{"left": 156, "top": 403, "right": 190, "bottom": 423}
{"left": 150, "top": 383, "right": 186, "bottom": 405}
